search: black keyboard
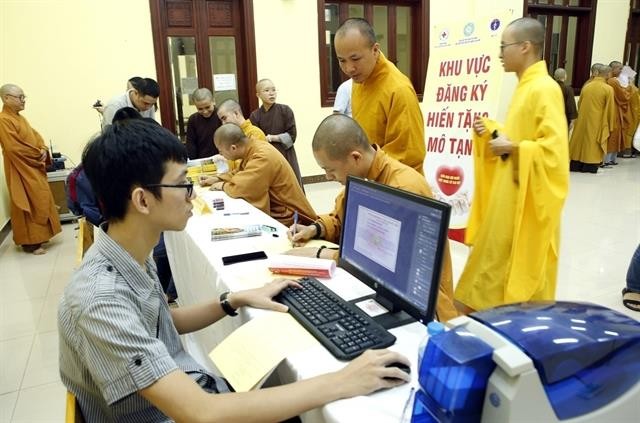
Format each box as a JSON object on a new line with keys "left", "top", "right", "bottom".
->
{"left": 276, "top": 277, "right": 396, "bottom": 360}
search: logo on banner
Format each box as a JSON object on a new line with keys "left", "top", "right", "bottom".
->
{"left": 464, "top": 23, "right": 475, "bottom": 37}
{"left": 490, "top": 19, "right": 501, "bottom": 31}
{"left": 439, "top": 28, "right": 450, "bottom": 42}
{"left": 436, "top": 165, "right": 465, "bottom": 196}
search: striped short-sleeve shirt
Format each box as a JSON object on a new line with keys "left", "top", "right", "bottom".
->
{"left": 58, "top": 227, "right": 229, "bottom": 422}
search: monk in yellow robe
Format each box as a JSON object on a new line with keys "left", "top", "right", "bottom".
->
{"left": 0, "top": 84, "right": 61, "bottom": 254}
{"left": 216, "top": 99, "right": 266, "bottom": 142}
{"left": 200, "top": 124, "right": 316, "bottom": 227}
{"left": 334, "top": 18, "right": 425, "bottom": 174}
{"left": 606, "top": 61, "right": 632, "bottom": 162}
{"left": 569, "top": 65, "right": 615, "bottom": 173}
{"left": 455, "top": 18, "right": 569, "bottom": 312}
{"left": 215, "top": 99, "right": 266, "bottom": 172}
{"left": 286, "top": 115, "right": 458, "bottom": 322}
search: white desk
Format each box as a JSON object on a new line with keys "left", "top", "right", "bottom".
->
{"left": 165, "top": 190, "right": 424, "bottom": 423}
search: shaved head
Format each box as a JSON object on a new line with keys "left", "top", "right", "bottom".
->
{"left": 256, "top": 78, "right": 273, "bottom": 92}
{"left": 609, "top": 61, "right": 623, "bottom": 76}
{"left": 598, "top": 65, "right": 612, "bottom": 77}
{"left": 312, "top": 114, "right": 371, "bottom": 160}
{"left": 591, "top": 63, "right": 603, "bottom": 76}
{"left": 192, "top": 88, "right": 213, "bottom": 102}
{"left": 507, "top": 17, "right": 545, "bottom": 56}
{"left": 335, "top": 18, "right": 376, "bottom": 47}
{"left": 553, "top": 68, "right": 566, "bottom": 81}
{"left": 214, "top": 123, "right": 247, "bottom": 148}
{"left": 217, "top": 99, "right": 243, "bottom": 116}
{"left": 0, "top": 83, "right": 21, "bottom": 97}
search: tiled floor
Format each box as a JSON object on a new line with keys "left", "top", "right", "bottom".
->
{"left": 0, "top": 158, "right": 638, "bottom": 422}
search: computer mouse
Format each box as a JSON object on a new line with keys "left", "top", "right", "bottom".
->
{"left": 385, "top": 362, "right": 411, "bottom": 380}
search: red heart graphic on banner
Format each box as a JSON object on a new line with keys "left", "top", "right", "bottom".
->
{"left": 436, "top": 165, "right": 464, "bottom": 196}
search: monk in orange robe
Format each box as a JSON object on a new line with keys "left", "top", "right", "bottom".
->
{"left": 606, "top": 61, "right": 632, "bottom": 163}
{"left": 0, "top": 84, "right": 61, "bottom": 254}
{"left": 201, "top": 124, "right": 317, "bottom": 227}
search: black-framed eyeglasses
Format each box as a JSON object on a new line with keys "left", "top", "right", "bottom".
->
{"left": 6, "top": 94, "right": 26, "bottom": 101}
{"left": 500, "top": 41, "right": 525, "bottom": 51}
{"left": 144, "top": 183, "right": 194, "bottom": 198}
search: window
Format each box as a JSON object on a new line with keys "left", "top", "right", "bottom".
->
{"left": 624, "top": 0, "right": 640, "bottom": 86}
{"left": 525, "top": 0, "right": 598, "bottom": 94}
{"left": 317, "top": 1, "right": 428, "bottom": 107}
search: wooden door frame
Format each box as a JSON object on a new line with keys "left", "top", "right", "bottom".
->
{"left": 149, "top": 0, "right": 258, "bottom": 133}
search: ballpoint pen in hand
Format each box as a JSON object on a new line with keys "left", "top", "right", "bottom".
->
{"left": 292, "top": 211, "right": 298, "bottom": 237}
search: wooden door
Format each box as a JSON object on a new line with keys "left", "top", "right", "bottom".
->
{"left": 149, "top": 0, "right": 258, "bottom": 139}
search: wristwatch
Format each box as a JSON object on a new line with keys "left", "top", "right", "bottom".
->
{"left": 219, "top": 291, "right": 238, "bottom": 316}
{"left": 312, "top": 222, "right": 323, "bottom": 239}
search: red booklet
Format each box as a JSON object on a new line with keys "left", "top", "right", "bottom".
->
{"left": 268, "top": 255, "right": 336, "bottom": 278}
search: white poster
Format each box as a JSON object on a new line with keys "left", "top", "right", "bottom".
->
{"left": 422, "top": 10, "right": 513, "bottom": 242}
{"left": 213, "top": 74, "right": 237, "bottom": 91}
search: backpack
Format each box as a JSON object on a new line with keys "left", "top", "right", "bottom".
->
{"left": 65, "top": 165, "right": 84, "bottom": 216}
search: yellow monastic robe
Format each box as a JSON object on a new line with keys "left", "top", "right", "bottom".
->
{"left": 0, "top": 106, "right": 61, "bottom": 245}
{"left": 569, "top": 77, "right": 615, "bottom": 164}
{"left": 455, "top": 61, "right": 569, "bottom": 311}
{"left": 317, "top": 146, "right": 459, "bottom": 321}
{"left": 352, "top": 53, "right": 426, "bottom": 174}
{"left": 239, "top": 119, "right": 267, "bottom": 142}
{"left": 629, "top": 83, "right": 640, "bottom": 139}
{"left": 607, "top": 77, "right": 632, "bottom": 152}
{"left": 217, "top": 139, "right": 316, "bottom": 226}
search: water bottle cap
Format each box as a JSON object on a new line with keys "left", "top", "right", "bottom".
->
{"left": 427, "top": 321, "right": 445, "bottom": 336}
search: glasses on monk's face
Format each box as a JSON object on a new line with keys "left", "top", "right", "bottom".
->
{"left": 499, "top": 41, "right": 525, "bottom": 52}
{"left": 6, "top": 94, "right": 26, "bottom": 102}
{"left": 144, "top": 183, "right": 194, "bottom": 199}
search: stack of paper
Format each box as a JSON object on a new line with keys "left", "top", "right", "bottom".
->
{"left": 268, "top": 254, "right": 336, "bottom": 278}
{"left": 209, "top": 312, "right": 317, "bottom": 391}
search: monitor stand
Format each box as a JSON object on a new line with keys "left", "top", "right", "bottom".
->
{"left": 350, "top": 294, "right": 416, "bottom": 330}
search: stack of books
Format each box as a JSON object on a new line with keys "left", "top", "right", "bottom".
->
{"left": 211, "top": 225, "right": 262, "bottom": 241}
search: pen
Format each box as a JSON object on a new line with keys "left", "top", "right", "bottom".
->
{"left": 293, "top": 211, "right": 298, "bottom": 237}
{"left": 223, "top": 212, "right": 249, "bottom": 216}
{"left": 399, "top": 387, "right": 415, "bottom": 423}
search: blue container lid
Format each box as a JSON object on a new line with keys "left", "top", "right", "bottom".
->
{"left": 471, "top": 301, "right": 640, "bottom": 420}
{"left": 471, "top": 301, "right": 640, "bottom": 384}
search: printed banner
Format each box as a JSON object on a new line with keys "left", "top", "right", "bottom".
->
{"left": 422, "top": 11, "right": 513, "bottom": 242}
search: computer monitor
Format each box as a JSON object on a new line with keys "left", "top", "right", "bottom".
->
{"left": 338, "top": 176, "right": 451, "bottom": 329}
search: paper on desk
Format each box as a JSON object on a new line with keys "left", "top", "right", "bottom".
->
{"left": 322, "top": 267, "right": 375, "bottom": 301}
{"left": 209, "top": 312, "right": 318, "bottom": 392}
{"left": 191, "top": 196, "right": 212, "bottom": 215}
{"left": 268, "top": 254, "right": 336, "bottom": 278}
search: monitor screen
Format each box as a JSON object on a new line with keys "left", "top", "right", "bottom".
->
{"left": 338, "top": 176, "right": 451, "bottom": 325}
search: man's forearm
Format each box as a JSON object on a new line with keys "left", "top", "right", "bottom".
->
{"left": 170, "top": 292, "right": 245, "bottom": 334}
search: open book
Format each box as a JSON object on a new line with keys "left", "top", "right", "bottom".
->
{"left": 211, "top": 225, "right": 262, "bottom": 241}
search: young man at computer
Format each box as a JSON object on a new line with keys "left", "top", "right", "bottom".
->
{"left": 57, "top": 119, "right": 410, "bottom": 422}
{"left": 287, "top": 114, "right": 459, "bottom": 322}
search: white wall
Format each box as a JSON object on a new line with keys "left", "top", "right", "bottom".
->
{"left": 252, "top": 1, "right": 334, "bottom": 177}
{"left": 0, "top": 0, "right": 157, "bottom": 229}
{"left": 592, "top": 0, "right": 631, "bottom": 65}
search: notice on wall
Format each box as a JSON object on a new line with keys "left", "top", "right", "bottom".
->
{"left": 422, "top": 10, "right": 513, "bottom": 242}
{"left": 213, "top": 73, "right": 237, "bottom": 91}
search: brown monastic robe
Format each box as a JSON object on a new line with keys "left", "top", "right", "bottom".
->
{"left": 0, "top": 106, "right": 61, "bottom": 246}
